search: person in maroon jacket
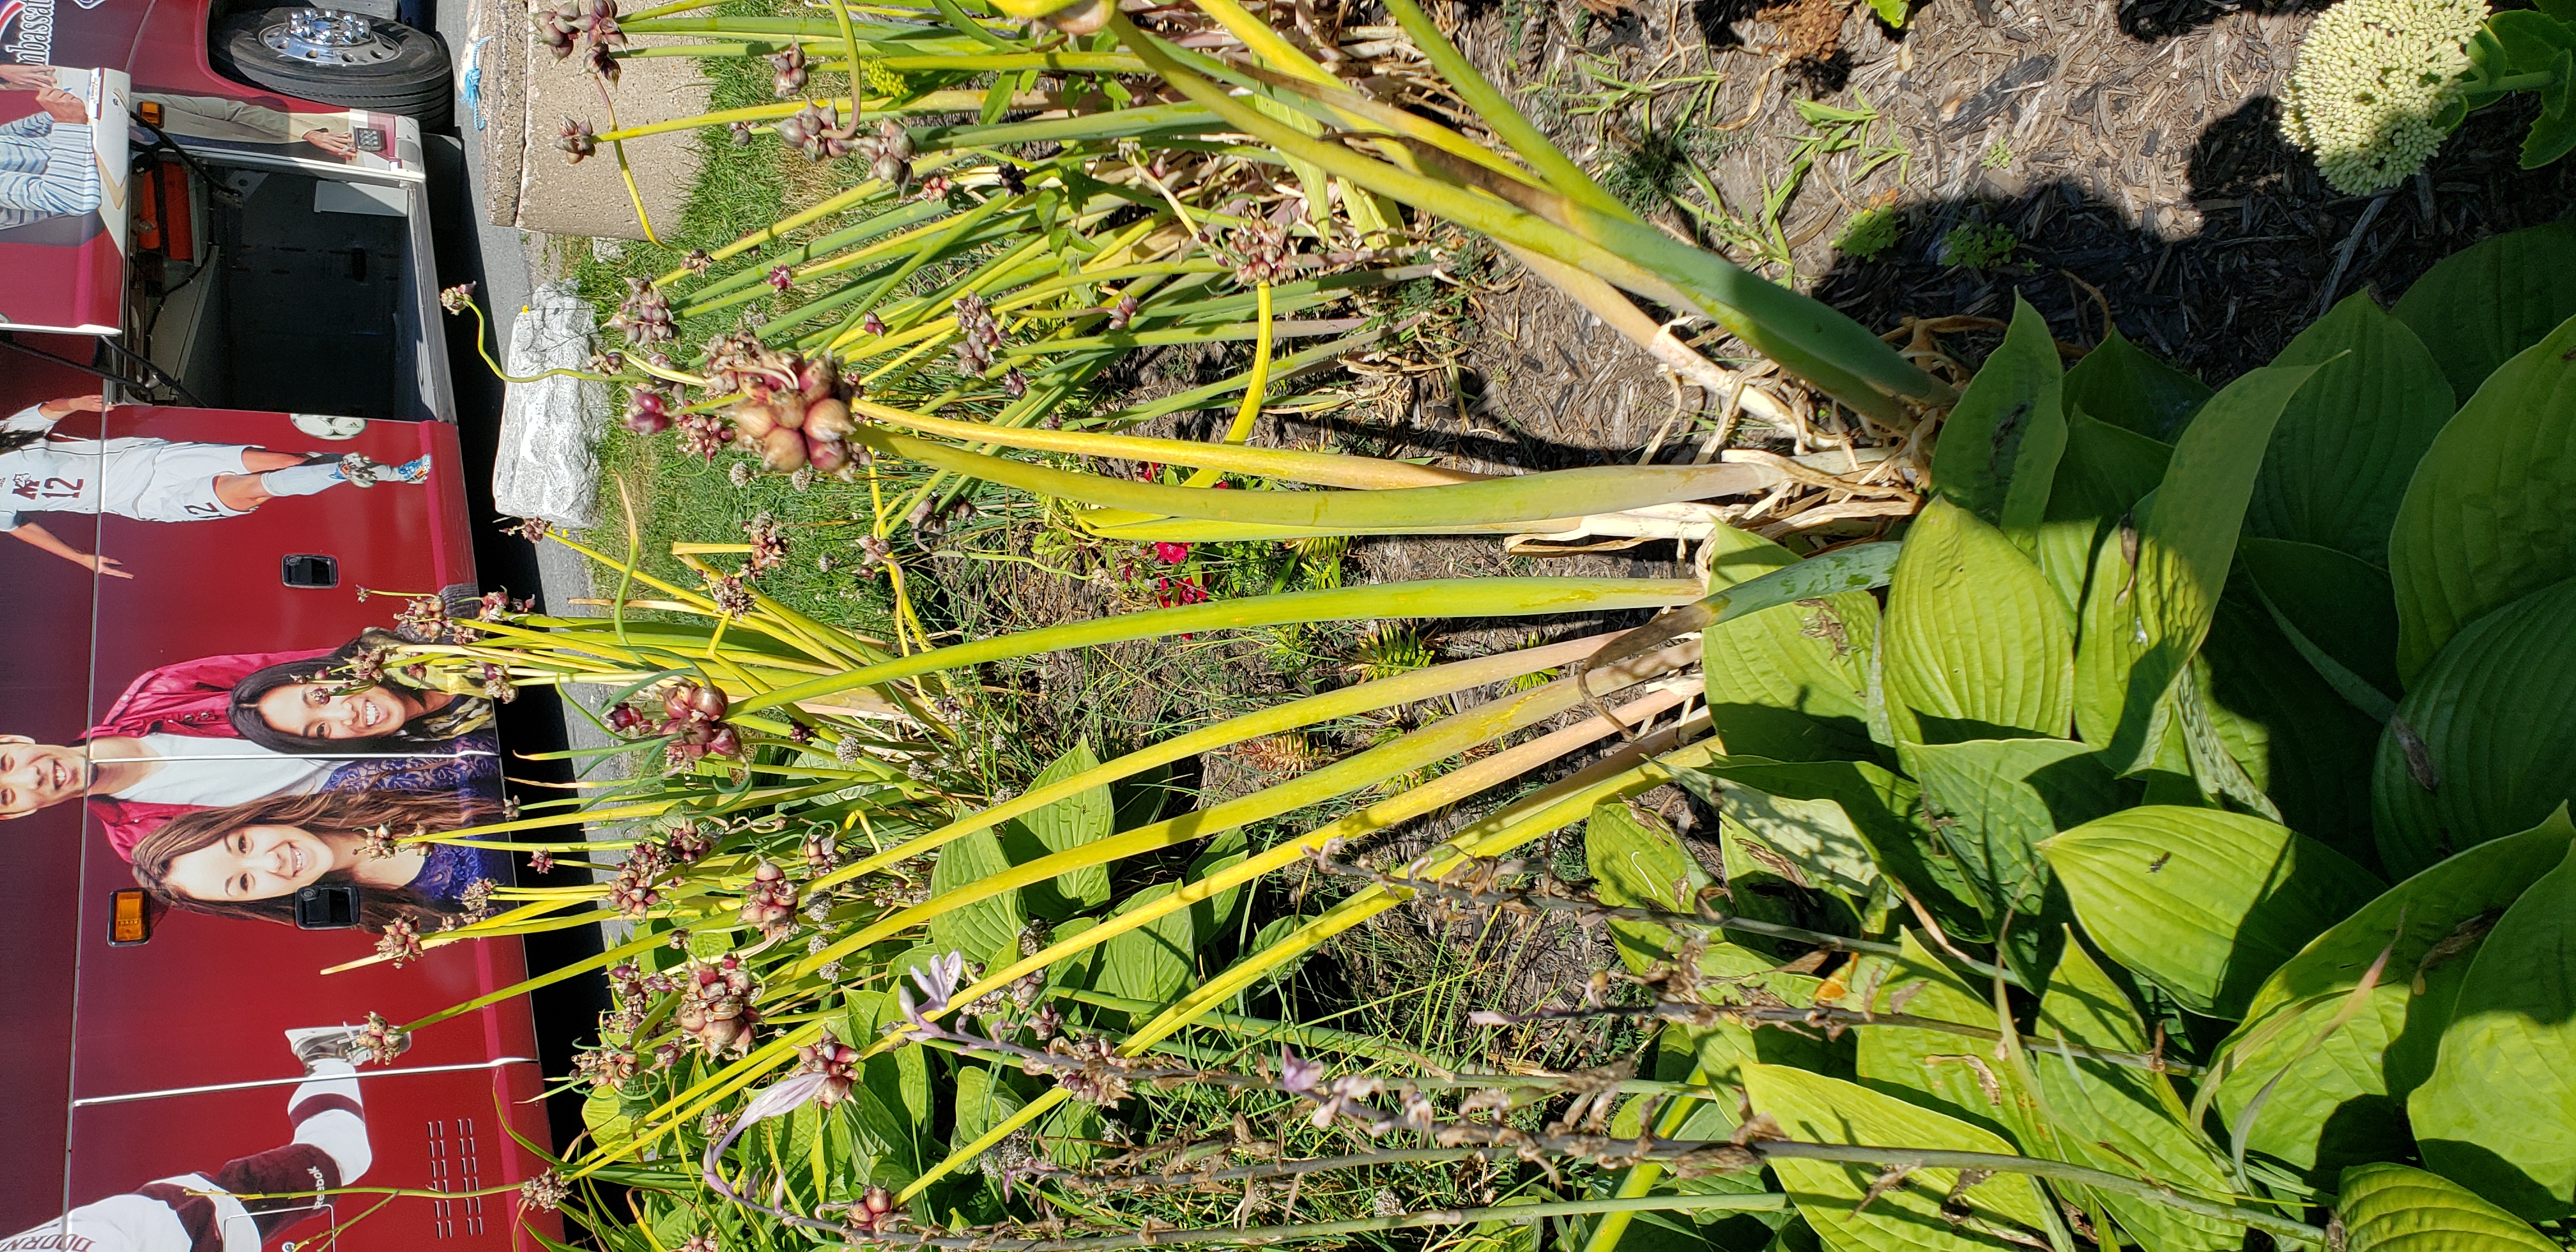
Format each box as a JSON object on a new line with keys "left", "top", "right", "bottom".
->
{"left": 0, "top": 1027, "right": 389, "bottom": 1252}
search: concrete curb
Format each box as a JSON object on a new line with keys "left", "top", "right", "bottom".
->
{"left": 473, "top": 0, "right": 710, "bottom": 240}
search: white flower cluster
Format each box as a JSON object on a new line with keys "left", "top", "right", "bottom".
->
{"left": 2280, "top": 0, "right": 2489, "bottom": 194}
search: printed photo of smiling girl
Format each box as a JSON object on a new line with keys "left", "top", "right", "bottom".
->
{"left": 130, "top": 789, "right": 512, "bottom": 933}
{"left": 0, "top": 634, "right": 497, "bottom": 856}
{"left": 227, "top": 629, "right": 498, "bottom": 755}
{"left": 1, "top": 393, "right": 433, "bottom": 580}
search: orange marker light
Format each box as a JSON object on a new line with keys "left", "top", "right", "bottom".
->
{"left": 109, "top": 889, "right": 151, "bottom": 945}
{"left": 137, "top": 100, "right": 162, "bottom": 126}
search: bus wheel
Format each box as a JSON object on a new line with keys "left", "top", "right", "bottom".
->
{"left": 211, "top": 8, "right": 454, "bottom": 128}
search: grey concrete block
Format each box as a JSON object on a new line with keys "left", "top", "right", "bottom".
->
{"left": 473, "top": 0, "right": 707, "bottom": 241}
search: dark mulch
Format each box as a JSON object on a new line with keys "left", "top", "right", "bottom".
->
{"left": 1429, "top": 0, "right": 2575, "bottom": 451}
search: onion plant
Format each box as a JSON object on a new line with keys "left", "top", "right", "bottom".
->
{"left": 395, "top": 0, "right": 2576, "bottom": 1247}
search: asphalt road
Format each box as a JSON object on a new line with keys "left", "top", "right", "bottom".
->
{"left": 421, "top": 6, "right": 619, "bottom": 1148}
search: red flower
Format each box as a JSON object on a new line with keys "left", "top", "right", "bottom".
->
{"left": 1151, "top": 541, "right": 1191, "bottom": 565}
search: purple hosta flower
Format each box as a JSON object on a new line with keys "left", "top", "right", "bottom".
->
{"left": 1308, "top": 1073, "right": 1386, "bottom": 1129}
{"left": 743, "top": 510, "right": 789, "bottom": 573}
{"left": 583, "top": 40, "right": 619, "bottom": 84}
{"left": 375, "top": 917, "right": 424, "bottom": 968}
{"left": 676, "top": 954, "right": 760, "bottom": 1058}
{"left": 1106, "top": 293, "right": 1139, "bottom": 330}
{"left": 861, "top": 310, "right": 886, "bottom": 336}
{"left": 767, "top": 42, "right": 808, "bottom": 96}
{"left": 608, "top": 277, "right": 674, "bottom": 345}
{"left": 793, "top": 1028, "right": 861, "bottom": 1107}
{"left": 738, "top": 860, "right": 799, "bottom": 937}
{"left": 556, "top": 116, "right": 597, "bottom": 163}
{"left": 519, "top": 1169, "right": 572, "bottom": 1212}
{"left": 349, "top": 1011, "right": 409, "bottom": 1064}
{"left": 674, "top": 412, "right": 729, "bottom": 462}
{"left": 438, "top": 281, "right": 477, "bottom": 314}
{"left": 766, "top": 264, "right": 794, "bottom": 293}
{"left": 1278, "top": 1048, "right": 1324, "bottom": 1094}
{"left": 895, "top": 951, "right": 966, "bottom": 1037}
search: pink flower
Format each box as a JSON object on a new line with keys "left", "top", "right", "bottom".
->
{"left": 1151, "top": 541, "right": 1191, "bottom": 565}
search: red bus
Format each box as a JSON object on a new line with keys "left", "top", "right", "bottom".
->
{"left": 3, "top": 1, "right": 560, "bottom": 1249}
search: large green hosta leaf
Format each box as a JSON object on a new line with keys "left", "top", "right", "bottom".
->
{"left": 2195, "top": 593, "right": 2382, "bottom": 862}
{"left": 1743, "top": 1064, "right": 2054, "bottom": 1252}
{"left": 1929, "top": 293, "right": 2066, "bottom": 542}
{"left": 2041, "top": 807, "right": 2382, "bottom": 1017}
{"left": 1588, "top": 800, "right": 1836, "bottom": 1084}
{"left": 2073, "top": 363, "right": 2319, "bottom": 771}
{"left": 926, "top": 827, "right": 1027, "bottom": 967}
{"left": 1699, "top": 528, "right": 1882, "bottom": 762}
{"left": 1091, "top": 880, "right": 1198, "bottom": 1006}
{"left": 2029, "top": 936, "right": 2237, "bottom": 1252}
{"left": 2210, "top": 810, "right": 2574, "bottom": 1179}
{"left": 2373, "top": 577, "right": 2576, "bottom": 877}
{"left": 2237, "top": 537, "right": 2402, "bottom": 710}
{"left": 2034, "top": 411, "right": 2172, "bottom": 620}
{"left": 1000, "top": 741, "right": 1114, "bottom": 913}
{"left": 1906, "top": 738, "right": 2119, "bottom": 919}
{"left": 2409, "top": 838, "right": 2576, "bottom": 1220}
{"left": 2060, "top": 323, "right": 2211, "bottom": 443}
{"left": 2334, "top": 1163, "right": 2562, "bottom": 1252}
{"left": 2246, "top": 292, "right": 2455, "bottom": 566}
{"left": 2388, "top": 218, "right": 2576, "bottom": 401}
{"left": 2386, "top": 313, "right": 2576, "bottom": 683}
{"left": 1840, "top": 931, "right": 2035, "bottom": 1141}
{"left": 1883, "top": 499, "right": 2074, "bottom": 744}
{"left": 1690, "top": 760, "right": 1988, "bottom": 943}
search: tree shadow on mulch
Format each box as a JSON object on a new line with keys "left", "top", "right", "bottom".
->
{"left": 1818, "top": 93, "right": 2574, "bottom": 387}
